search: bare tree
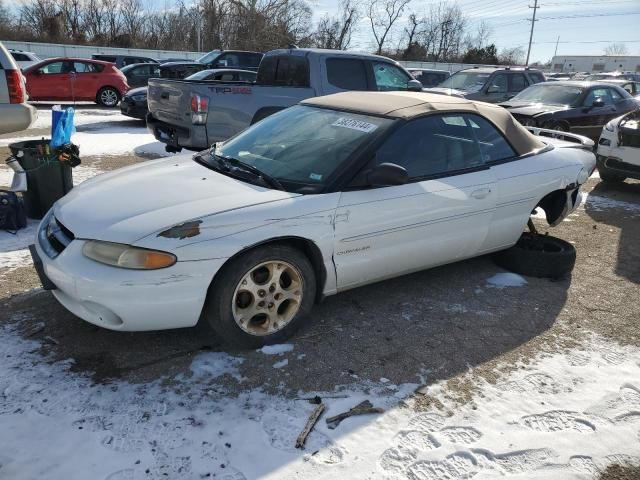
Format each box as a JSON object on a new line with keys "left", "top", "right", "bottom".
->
{"left": 498, "top": 45, "right": 525, "bottom": 65}
{"left": 367, "top": 0, "right": 411, "bottom": 55}
{"left": 604, "top": 43, "right": 628, "bottom": 56}
{"left": 315, "top": 0, "right": 359, "bottom": 50}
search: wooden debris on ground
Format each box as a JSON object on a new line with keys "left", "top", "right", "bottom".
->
{"left": 325, "top": 400, "right": 384, "bottom": 429}
{"left": 295, "top": 403, "right": 325, "bottom": 449}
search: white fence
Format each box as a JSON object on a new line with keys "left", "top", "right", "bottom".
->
{"left": 1, "top": 40, "right": 202, "bottom": 61}
{"left": 400, "top": 61, "right": 505, "bottom": 73}
{"left": 2, "top": 40, "right": 506, "bottom": 73}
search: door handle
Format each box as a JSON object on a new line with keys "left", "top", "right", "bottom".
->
{"left": 471, "top": 188, "right": 492, "bottom": 199}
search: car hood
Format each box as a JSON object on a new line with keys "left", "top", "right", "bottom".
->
{"left": 423, "top": 87, "right": 468, "bottom": 97}
{"left": 124, "top": 86, "right": 147, "bottom": 98}
{"left": 499, "top": 102, "right": 568, "bottom": 116}
{"left": 54, "top": 155, "right": 298, "bottom": 245}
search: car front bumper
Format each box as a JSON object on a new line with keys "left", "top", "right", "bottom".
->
{"left": 120, "top": 99, "right": 147, "bottom": 119}
{"left": 33, "top": 224, "right": 225, "bottom": 332}
{"left": 597, "top": 129, "right": 640, "bottom": 179}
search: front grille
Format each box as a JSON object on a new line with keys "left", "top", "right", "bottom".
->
{"left": 620, "top": 131, "right": 640, "bottom": 148}
{"left": 605, "top": 157, "right": 640, "bottom": 175}
{"left": 39, "top": 215, "right": 75, "bottom": 258}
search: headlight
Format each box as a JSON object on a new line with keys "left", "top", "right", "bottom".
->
{"left": 82, "top": 241, "right": 176, "bottom": 269}
{"left": 604, "top": 121, "right": 615, "bottom": 132}
{"left": 131, "top": 94, "right": 147, "bottom": 102}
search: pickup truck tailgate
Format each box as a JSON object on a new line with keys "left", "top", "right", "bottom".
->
{"left": 148, "top": 78, "right": 192, "bottom": 130}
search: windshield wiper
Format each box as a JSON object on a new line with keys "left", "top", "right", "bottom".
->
{"left": 214, "top": 153, "right": 284, "bottom": 191}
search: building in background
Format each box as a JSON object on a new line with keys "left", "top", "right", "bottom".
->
{"left": 551, "top": 55, "right": 640, "bottom": 73}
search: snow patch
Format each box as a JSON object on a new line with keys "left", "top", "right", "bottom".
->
{"left": 190, "top": 352, "right": 244, "bottom": 382}
{"left": 582, "top": 192, "right": 640, "bottom": 215}
{"left": 272, "top": 359, "right": 289, "bottom": 369}
{"left": 486, "top": 272, "right": 528, "bottom": 288}
{"left": 259, "top": 344, "right": 294, "bottom": 355}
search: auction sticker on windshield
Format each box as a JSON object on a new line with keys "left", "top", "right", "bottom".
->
{"left": 332, "top": 118, "right": 378, "bottom": 133}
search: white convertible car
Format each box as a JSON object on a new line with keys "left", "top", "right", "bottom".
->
{"left": 31, "top": 91, "right": 596, "bottom": 347}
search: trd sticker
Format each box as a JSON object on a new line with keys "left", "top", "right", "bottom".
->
{"left": 209, "top": 87, "right": 252, "bottom": 94}
{"left": 332, "top": 118, "right": 378, "bottom": 133}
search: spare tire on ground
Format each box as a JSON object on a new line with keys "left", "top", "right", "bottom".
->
{"left": 494, "top": 232, "right": 576, "bottom": 279}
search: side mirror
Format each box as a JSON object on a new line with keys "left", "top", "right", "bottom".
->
{"left": 487, "top": 85, "right": 500, "bottom": 94}
{"left": 367, "top": 162, "right": 409, "bottom": 187}
{"left": 407, "top": 79, "right": 423, "bottom": 92}
{"left": 216, "top": 60, "right": 227, "bottom": 68}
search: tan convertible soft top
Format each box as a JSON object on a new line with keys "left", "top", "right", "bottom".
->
{"left": 301, "top": 91, "right": 545, "bottom": 156}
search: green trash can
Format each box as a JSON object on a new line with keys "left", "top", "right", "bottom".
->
{"left": 9, "top": 139, "right": 74, "bottom": 219}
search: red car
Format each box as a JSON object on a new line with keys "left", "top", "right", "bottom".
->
{"left": 23, "top": 58, "right": 129, "bottom": 107}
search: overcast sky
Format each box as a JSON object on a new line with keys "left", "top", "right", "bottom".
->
{"left": 313, "top": 0, "right": 640, "bottom": 63}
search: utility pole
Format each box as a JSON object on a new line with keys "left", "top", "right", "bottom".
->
{"left": 554, "top": 35, "right": 560, "bottom": 57}
{"left": 526, "top": 0, "right": 539, "bottom": 66}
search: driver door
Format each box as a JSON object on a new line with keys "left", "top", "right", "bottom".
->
{"left": 27, "top": 60, "right": 71, "bottom": 100}
{"left": 333, "top": 113, "right": 497, "bottom": 291}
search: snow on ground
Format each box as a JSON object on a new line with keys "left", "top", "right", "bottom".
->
{"left": 486, "top": 272, "right": 527, "bottom": 289}
{"left": 582, "top": 191, "right": 640, "bottom": 215}
{"left": 1, "top": 320, "right": 639, "bottom": 480}
{"left": 260, "top": 344, "right": 295, "bottom": 355}
{"left": 30, "top": 107, "right": 134, "bottom": 130}
{"left": 0, "top": 128, "right": 171, "bottom": 158}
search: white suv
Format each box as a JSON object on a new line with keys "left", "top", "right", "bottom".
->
{"left": 8, "top": 49, "right": 41, "bottom": 69}
{"left": 0, "top": 42, "right": 37, "bottom": 135}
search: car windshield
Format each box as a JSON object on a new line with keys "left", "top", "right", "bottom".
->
{"left": 203, "top": 105, "right": 394, "bottom": 192}
{"left": 120, "top": 64, "right": 136, "bottom": 74}
{"left": 511, "top": 84, "right": 584, "bottom": 105}
{"left": 439, "top": 71, "right": 491, "bottom": 92}
{"left": 196, "top": 51, "right": 222, "bottom": 65}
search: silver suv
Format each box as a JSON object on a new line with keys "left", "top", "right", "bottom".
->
{"left": 0, "top": 42, "right": 37, "bottom": 134}
{"left": 427, "top": 66, "right": 546, "bottom": 103}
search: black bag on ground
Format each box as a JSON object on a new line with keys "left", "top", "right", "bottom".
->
{"left": 0, "top": 190, "right": 27, "bottom": 232}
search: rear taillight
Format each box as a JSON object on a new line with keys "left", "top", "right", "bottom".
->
{"left": 190, "top": 93, "right": 209, "bottom": 125}
{"left": 6, "top": 69, "right": 25, "bottom": 104}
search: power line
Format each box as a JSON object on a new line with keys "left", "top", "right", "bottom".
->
{"left": 537, "top": 12, "right": 640, "bottom": 20}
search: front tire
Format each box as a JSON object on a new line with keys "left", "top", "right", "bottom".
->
{"left": 97, "top": 87, "right": 120, "bottom": 107}
{"left": 494, "top": 232, "right": 576, "bottom": 279}
{"left": 202, "top": 244, "right": 316, "bottom": 348}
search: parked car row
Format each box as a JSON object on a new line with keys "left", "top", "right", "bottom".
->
{"left": 3, "top": 47, "right": 264, "bottom": 109}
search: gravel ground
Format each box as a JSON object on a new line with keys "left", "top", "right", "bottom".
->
{"left": 0, "top": 106, "right": 639, "bottom": 478}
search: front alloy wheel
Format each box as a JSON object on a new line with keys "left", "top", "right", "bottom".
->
{"left": 232, "top": 261, "right": 303, "bottom": 336}
{"left": 203, "top": 244, "right": 316, "bottom": 348}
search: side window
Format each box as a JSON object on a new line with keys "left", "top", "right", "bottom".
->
{"left": 487, "top": 74, "right": 507, "bottom": 93}
{"left": 275, "top": 55, "right": 310, "bottom": 87}
{"left": 373, "top": 62, "right": 411, "bottom": 91}
{"left": 237, "top": 53, "right": 261, "bottom": 69}
{"left": 256, "top": 56, "right": 277, "bottom": 84}
{"left": 528, "top": 72, "right": 545, "bottom": 84}
{"left": 583, "top": 88, "right": 611, "bottom": 106}
{"left": 40, "top": 62, "right": 65, "bottom": 74}
{"left": 12, "top": 53, "right": 28, "bottom": 61}
{"left": 73, "top": 62, "right": 94, "bottom": 73}
{"left": 609, "top": 88, "right": 623, "bottom": 102}
{"left": 373, "top": 114, "right": 493, "bottom": 179}
{"left": 223, "top": 54, "right": 240, "bottom": 67}
{"left": 509, "top": 73, "right": 528, "bottom": 92}
{"left": 153, "top": 66, "right": 160, "bottom": 76}
{"left": 326, "top": 58, "right": 368, "bottom": 90}
{"left": 467, "top": 115, "right": 517, "bottom": 163}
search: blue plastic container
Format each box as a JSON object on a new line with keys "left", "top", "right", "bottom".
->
{"left": 51, "top": 107, "right": 75, "bottom": 148}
